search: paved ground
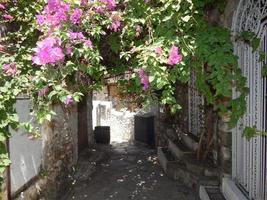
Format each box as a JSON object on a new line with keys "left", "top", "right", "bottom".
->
{"left": 62, "top": 142, "right": 198, "bottom": 200}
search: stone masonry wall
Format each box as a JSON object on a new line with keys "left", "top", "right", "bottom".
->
{"left": 87, "top": 92, "right": 94, "bottom": 147}
{"left": 41, "top": 104, "right": 79, "bottom": 198}
{"left": 13, "top": 104, "right": 79, "bottom": 200}
{"left": 13, "top": 92, "right": 95, "bottom": 200}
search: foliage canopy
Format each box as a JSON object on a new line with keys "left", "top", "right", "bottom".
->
{"left": 0, "top": 0, "right": 259, "bottom": 182}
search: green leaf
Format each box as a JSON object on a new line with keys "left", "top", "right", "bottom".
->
{"left": 259, "top": 51, "right": 266, "bottom": 62}
{"left": 243, "top": 126, "right": 257, "bottom": 139}
{"left": 108, "top": 34, "right": 121, "bottom": 54}
{"left": 0, "top": 135, "right": 6, "bottom": 142}
{"left": 251, "top": 38, "right": 260, "bottom": 52}
{"left": 262, "top": 64, "right": 267, "bottom": 77}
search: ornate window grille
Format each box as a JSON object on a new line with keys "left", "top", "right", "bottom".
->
{"left": 188, "top": 69, "right": 205, "bottom": 136}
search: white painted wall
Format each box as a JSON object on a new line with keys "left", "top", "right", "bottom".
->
{"left": 92, "top": 100, "right": 112, "bottom": 128}
{"left": 9, "top": 98, "right": 42, "bottom": 194}
{"left": 92, "top": 100, "right": 136, "bottom": 142}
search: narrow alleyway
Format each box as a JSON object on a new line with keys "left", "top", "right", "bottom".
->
{"left": 62, "top": 142, "right": 198, "bottom": 200}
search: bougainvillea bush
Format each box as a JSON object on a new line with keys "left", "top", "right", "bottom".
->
{"left": 0, "top": 0, "right": 249, "bottom": 181}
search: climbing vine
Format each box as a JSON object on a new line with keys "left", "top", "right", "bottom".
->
{"left": 0, "top": 0, "right": 259, "bottom": 183}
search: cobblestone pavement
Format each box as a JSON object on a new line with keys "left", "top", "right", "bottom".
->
{"left": 62, "top": 142, "right": 198, "bottom": 200}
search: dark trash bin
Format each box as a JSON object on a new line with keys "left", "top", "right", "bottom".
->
{"left": 134, "top": 114, "right": 155, "bottom": 146}
{"left": 94, "top": 126, "right": 110, "bottom": 144}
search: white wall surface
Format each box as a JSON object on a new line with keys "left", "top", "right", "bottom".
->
{"left": 93, "top": 100, "right": 136, "bottom": 142}
{"left": 10, "top": 99, "right": 42, "bottom": 194}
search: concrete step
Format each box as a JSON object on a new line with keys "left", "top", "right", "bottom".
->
{"left": 181, "top": 132, "right": 199, "bottom": 152}
{"left": 167, "top": 140, "right": 218, "bottom": 177}
{"left": 199, "top": 185, "right": 226, "bottom": 200}
{"left": 157, "top": 147, "right": 178, "bottom": 173}
{"left": 183, "top": 154, "right": 218, "bottom": 177}
{"left": 168, "top": 139, "right": 192, "bottom": 160}
{"left": 157, "top": 147, "right": 219, "bottom": 192}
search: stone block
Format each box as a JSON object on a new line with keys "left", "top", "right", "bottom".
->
{"left": 166, "top": 128, "right": 177, "bottom": 141}
{"left": 181, "top": 133, "right": 198, "bottom": 152}
{"left": 186, "top": 161, "right": 205, "bottom": 176}
{"left": 220, "top": 147, "right": 231, "bottom": 161}
{"left": 220, "top": 131, "right": 232, "bottom": 147}
{"left": 218, "top": 120, "right": 231, "bottom": 133}
{"left": 204, "top": 168, "right": 219, "bottom": 177}
{"left": 158, "top": 147, "right": 219, "bottom": 191}
{"left": 158, "top": 147, "right": 172, "bottom": 172}
{"left": 168, "top": 139, "right": 191, "bottom": 160}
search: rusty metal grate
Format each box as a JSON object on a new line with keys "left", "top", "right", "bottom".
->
{"left": 205, "top": 187, "right": 226, "bottom": 200}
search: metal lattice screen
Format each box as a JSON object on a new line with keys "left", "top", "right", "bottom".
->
{"left": 232, "top": 0, "right": 267, "bottom": 199}
{"left": 188, "top": 69, "right": 205, "bottom": 136}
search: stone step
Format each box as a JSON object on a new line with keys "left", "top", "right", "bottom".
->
{"left": 181, "top": 132, "right": 199, "bottom": 152}
{"left": 157, "top": 147, "right": 219, "bottom": 192}
{"left": 199, "top": 185, "right": 226, "bottom": 200}
{"left": 168, "top": 139, "right": 192, "bottom": 160}
{"left": 182, "top": 153, "right": 219, "bottom": 177}
{"left": 167, "top": 139, "right": 218, "bottom": 177}
{"left": 157, "top": 147, "right": 178, "bottom": 173}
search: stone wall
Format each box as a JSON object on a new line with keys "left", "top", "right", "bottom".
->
{"left": 2, "top": 99, "right": 93, "bottom": 200}
{"left": 1, "top": 168, "right": 8, "bottom": 199}
{"left": 87, "top": 92, "right": 94, "bottom": 147}
{"left": 41, "top": 104, "right": 79, "bottom": 198}
{"left": 217, "top": 119, "right": 232, "bottom": 176}
{"left": 222, "top": 0, "right": 240, "bottom": 28}
{"left": 12, "top": 104, "right": 79, "bottom": 200}
{"left": 174, "top": 83, "right": 189, "bottom": 134}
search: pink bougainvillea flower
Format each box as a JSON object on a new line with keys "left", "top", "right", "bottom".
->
{"left": 32, "top": 36, "right": 65, "bottom": 65}
{"left": 84, "top": 39, "right": 92, "bottom": 48}
{"left": 45, "top": 9, "right": 68, "bottom": 27}
{"left": 155, "top": 47, "right": 162, "bottom": 55}
{"left": 138, "top": 68, "right": 145, "bottom": 76}
{"left": 135, "top": 25, "right": 142, "bottom": 37}
{"left": 38, "top": 86, "right": 49, "bottom": 97}
{"left": 108, "top": 15, "right": 121, "bottom": 32}
{"left": 81, "top": 0, "right": 88, "bottom": 6}
{"left": 138, "top": 68, "right": 149, "bottom": 90}
{"left": 2, "top": 62, "right": 17, "bottom": 76}
{"left": 64, "top": 95, "right": 73, "bottom": 105}
{"left": 95, "top": 6, "right": 104, "bottom": 13}
{"left": 100, "top": 0, "right": 116, "bottom": 10}
{"left": 37, "top": 0, "right": 69, "bottom": 29}
{"left": 3, "top": 14, "right": 13, "bottom": 20}
{"left": 47, "top": 0, "right": 59, "bottom": 11}
{"left": 167, "top": 45, "right": 182, "bottom": 65}
{"left": 70, "top": 8, "right": 83, "bottom": 24}
{"left": 46, "top": 0, "right": 69, "bottom": 13}
{"left": 0, "top": 4, "right": 5, "bottom": 9}
{"left": 68, "top": 30, "right": 85, "bottom": 40}
{"left": 65, "top": 43, "right": 73, "bottom": 55}
{"left": 36, "top": 15, "right": 45, "bottom": 25}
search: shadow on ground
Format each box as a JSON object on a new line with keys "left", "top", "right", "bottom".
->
{"left": 61, "top": 142, "right": 198, "bottom": 200}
